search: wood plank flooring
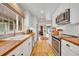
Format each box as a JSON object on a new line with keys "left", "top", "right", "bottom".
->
{"left": 31, "top": 37, "right": 58, "bottom": 56}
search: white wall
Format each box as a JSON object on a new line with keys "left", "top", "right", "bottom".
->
{"left": 24, "top": 12, "right": 32, "bottom": 32}
{"left": 52, "top": 3, "right": 70, "bottom": 27}
{"left": 32, "top": 16, "right": 38, "bottom": 41}
{"left": 70, "top": 3, "right": 79, "bottom": 24}
{"left": 52, "top": 3, "right": 79, "bottom": 36}
{"left": 57, "top": 23, "right": 79, "bottom": 36}
{"left": 24, "top": 11, "right": 38, "bottom": 42}
{"left": 24, "top": 12, "right": 30, "bottom": 32}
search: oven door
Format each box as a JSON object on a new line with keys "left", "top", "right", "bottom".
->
{"left": 52, "top": 36, "right": 61, "bottom": 56}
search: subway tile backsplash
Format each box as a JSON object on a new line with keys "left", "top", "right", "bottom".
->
{"left": 61, "top": 23, "right": 79, "bottom": 36}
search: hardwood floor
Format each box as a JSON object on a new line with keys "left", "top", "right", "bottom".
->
{"left": 31, "top": 37, "right": 58, "bottom": 56}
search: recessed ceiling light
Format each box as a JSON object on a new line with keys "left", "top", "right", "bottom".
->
{"left": 40, "top": 10, "right": 44, "bottom": 14}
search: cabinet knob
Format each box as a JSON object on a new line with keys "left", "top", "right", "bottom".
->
{"left": 66, "top": 44, "right": 70, "bottom": 47}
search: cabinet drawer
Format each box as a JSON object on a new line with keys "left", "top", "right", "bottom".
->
{"left": 61, "top": 40, "right": 79, "bottom": 55}
{"left": 7, "top": 43, "right": 24, "bottom": 56}
{"left": 61, "top": 43, "right": 77, "bottom": 56}
{"left": 7, "top": 47, "right": 23, "bottom": 56}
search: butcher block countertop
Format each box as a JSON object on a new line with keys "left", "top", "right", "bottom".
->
{"left": 61, "top": 36, "right": 79, "bottom": 46}
{"left": 52, "top": 34, "right": 79, "bottom": 46}
{"left": 0, "top": 33, "right": 34, "bottom": 56}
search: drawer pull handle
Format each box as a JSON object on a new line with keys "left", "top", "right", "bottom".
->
{"left": 66, "top": 44, "right": 70, "bottom": 47}
{"left": 21, "top": 53, "right": 23, "bottom": 56}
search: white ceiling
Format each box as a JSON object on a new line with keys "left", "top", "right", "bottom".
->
{"left": 18, "top": 3, "right": 61, "bottom": 19}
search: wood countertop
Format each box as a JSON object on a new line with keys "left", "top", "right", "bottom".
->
{"left": 61, "top": 37, "right": 79, "bottom": 46}
{"left": 0, "top": 33, "right": 34, "bottom": 56}
{"left": 52, "top": 35, "right": 79, "bottom": 46}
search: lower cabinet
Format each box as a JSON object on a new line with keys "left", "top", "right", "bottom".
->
{"left": 7, "top": 36, "right": 34, "bottom": 56}
{"left": 7, "top": 42, "right": 24, "bottom": 56}
{"left": 24, "top": 37, "right": 33, "bottom": 56}
{"left": 61, "top": 40, "right": 79, "bottom": 56}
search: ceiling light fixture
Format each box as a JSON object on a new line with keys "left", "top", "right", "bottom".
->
{"left": 40, "top": 10, "right": 44, "bottom": 14}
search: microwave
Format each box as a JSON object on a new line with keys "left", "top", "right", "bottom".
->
{"left": 56, "top": 9, "right": 70, "bottom": 25}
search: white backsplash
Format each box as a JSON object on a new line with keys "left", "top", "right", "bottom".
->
{"left": 59, "top": 23, "right": 79, "bottom": 36}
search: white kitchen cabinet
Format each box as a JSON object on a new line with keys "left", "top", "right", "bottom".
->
{"left": 23, "top": 37, "right": 33, "bottom": 56}
{"left": 69, "top": 43, "right": 79, "bottom": 55}
{"left": 7, "top": 42, "right": 24, "bottom": 56}
{"left": 27, "top": 37, "right": 33, "bottom": 55}
{"left": 22, "top": 40, "right": 28, "bottom": 56}
{"left": 62, "top": 39, "right": 79, "bottom": 55}
{"left": 61, "top": 39, "right": 79, "bottom": 56}
{"left": 7, "top": 36, "right": 34, "bottom": 56}
{"left": 22, "top": 36, "right": 34, "bottom": 56}
{"left": 61, "top": 45, "right": 77, "bottom": 56}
